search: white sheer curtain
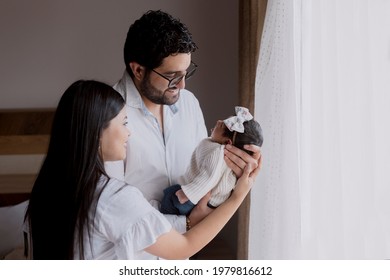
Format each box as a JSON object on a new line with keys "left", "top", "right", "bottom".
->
{"left": 249, "top": 0, "right": 390, "bottom": 259}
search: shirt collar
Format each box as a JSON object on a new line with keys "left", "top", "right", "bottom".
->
{"left": 118, "top": 70, "right": 179, "bottom": 115}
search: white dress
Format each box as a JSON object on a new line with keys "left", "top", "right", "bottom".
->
{"left": 75, "top": 177, "right": 172, "bottom": 260}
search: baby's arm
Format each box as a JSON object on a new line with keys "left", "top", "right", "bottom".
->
{"left": 175, "top": 189, "right": 189, "bottom": 204}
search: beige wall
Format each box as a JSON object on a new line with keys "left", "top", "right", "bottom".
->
{"left": 0, "top": 0, "right": 240, "bottom": 257}
{"left": 0, "top": 0, "right": 239, "bottom": 130}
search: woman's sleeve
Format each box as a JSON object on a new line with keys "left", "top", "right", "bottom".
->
{"left": 99, "top": 186, "right": 172, "bottom": 259}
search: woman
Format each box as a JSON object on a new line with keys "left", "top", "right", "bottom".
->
{"left": 25, "top": 80, "right": 261, "bottom": 259}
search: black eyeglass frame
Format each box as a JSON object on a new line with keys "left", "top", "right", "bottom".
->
{"left": 151, "top": 61, "right": 198, "bottom": 88}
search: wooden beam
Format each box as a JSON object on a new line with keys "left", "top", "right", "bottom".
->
{"left": 0, "top": 109, "right": 54, "bottom": 136}
{"left": 0, "top": 174, "right": 36, "bottom": 194}
{"left": 0, "top": 135, "right": 49, "bottom": 155}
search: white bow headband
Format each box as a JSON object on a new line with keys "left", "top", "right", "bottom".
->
{"left": 223, "top": 106, "right": 253, "bottom": 133}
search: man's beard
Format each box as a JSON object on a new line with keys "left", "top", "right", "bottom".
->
{"left": 139, "top": 76, "right": 180, "bottom": 105}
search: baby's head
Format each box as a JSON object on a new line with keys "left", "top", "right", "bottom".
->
{"left": 211, "top": 106, "right": 263, "bottom": 155}
{"left": 224, "top": 119, "right": 263, "bottom": 155}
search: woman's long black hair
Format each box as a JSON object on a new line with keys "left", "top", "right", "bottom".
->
{"left": 25, "top": 80, "right": 125, "bottom": 259}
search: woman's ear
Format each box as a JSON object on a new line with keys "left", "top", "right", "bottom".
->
{"left": 129, "top": 62, "right": 145, "bottom": 81}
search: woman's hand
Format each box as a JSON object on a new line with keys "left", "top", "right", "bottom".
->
{"left": 187, "top": 192, "right": 213, "bottom": 227}
{"left": 233, "top": 155, "right": 262, "bottom": 197}
{"left": 224, "top": 144, "right": 262, "bottom": 178}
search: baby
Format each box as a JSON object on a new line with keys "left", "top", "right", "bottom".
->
{"left": 160, "top": 106, "right": 263, "bottom": 215}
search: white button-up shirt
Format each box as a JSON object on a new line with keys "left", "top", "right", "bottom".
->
{"left": 106, "top": 71, "right": 207, "bottom": 233}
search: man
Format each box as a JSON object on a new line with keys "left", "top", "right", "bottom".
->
{"left": 106, "top": 10, "right": 261, "bottom": 256}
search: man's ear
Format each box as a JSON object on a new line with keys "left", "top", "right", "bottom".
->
{"left": 225, "top": 139, "right": 233, "bottom": 145}
{"left": 129, "top": 62, "right": 145, "bottom": 81}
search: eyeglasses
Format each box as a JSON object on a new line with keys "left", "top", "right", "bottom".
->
{"left": 151, "top": 61, "right": 198, "bottom": 89}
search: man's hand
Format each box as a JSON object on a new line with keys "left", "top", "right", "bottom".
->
{"left": 224, "top": 144, "right": 262, "bottom": 178}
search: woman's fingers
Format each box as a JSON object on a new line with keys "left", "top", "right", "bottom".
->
{"left": 250, "top": 153, "right": 263, "bottom": 178}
